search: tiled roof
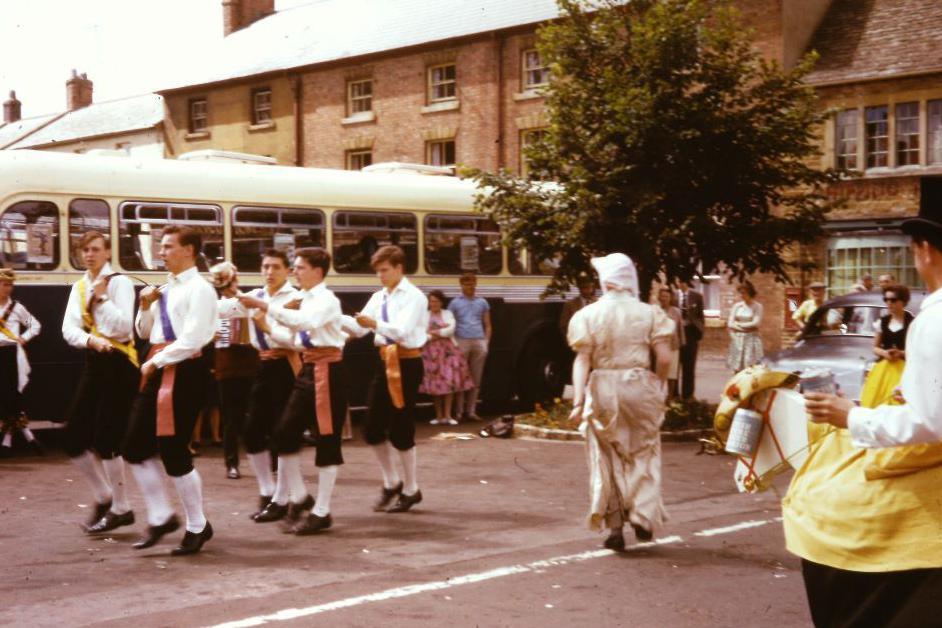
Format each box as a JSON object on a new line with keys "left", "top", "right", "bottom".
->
{"left": 7, "top": 94, "right": 164, "bottom": 149}
{"left": 0, "top": 112, "right": 61, "bottom": 149}
{"left": 805, "top": 0, "right": 942, "bottom": 85}
{"left": 162, "top": 0, "right": 560, "bottom": 90}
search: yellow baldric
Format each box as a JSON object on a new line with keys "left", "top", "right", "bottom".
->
{"left": 77, "top": 277, "right": 140, "bottom": 368}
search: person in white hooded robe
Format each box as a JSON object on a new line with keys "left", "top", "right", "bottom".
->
{"left": 567, "top": 253, "right": 674, "bottom": 550}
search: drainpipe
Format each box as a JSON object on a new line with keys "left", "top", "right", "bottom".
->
{"left": 495, "top": 31, "right": 506, "bottom": 170}
{"left": 292, "top": 74, "right": 303, "bottom": 166}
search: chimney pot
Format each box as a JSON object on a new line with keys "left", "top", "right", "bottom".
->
{"left": 3, "top": 90, "right": 22, "bottom": 124}
{"left": 222, "top": 0, "right": 274, "bottom": 37}
{"left": 66, "top": 70, "right": 93, "bottom": 111}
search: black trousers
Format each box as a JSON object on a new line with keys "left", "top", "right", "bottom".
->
{"left": 63, "top": 351, "right": 140, "bottom": 459}
{"left": 123, "top": 357, "right": 210, "bottom": 477}
{"left": 0, "top": 345, "right": 18, "bottom": 421}
{"left": 364, "top": 356, "right": 423, "bottom": 451}
{"left": 680, "top": 330, "right": 699, "bottom": 399}
{"left": 218, "top": 375, "right": 253, "bottom": 469}
{"left": 802, "top": 559, "right": 942, "bottom": 628}
{"left": 244, "top": 358, "right": 295, "bottom": 454}
{"left": 275, "top": 361, "right": 347, "bottom": 465}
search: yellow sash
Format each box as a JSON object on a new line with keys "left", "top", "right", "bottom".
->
{"left": 78, "top": 278, "right": 140, "bottom": 368}
{"left": 0, "top": 302, "right": 19, "bottom": 342}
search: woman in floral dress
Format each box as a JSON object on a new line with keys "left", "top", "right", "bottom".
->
{"left": 726, "top": 280, "right": 765, "bottom": 373}
{"left": 420, "top": 290, "right": 473, "bottom": 425}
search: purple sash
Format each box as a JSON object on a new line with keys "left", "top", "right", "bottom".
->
{"left": 299, "top": 330, "right": 314, "bottom": 349}
{"left": 158, "top": 292, "right": 177, "bottom": 342}
{"left": 253, "top": 290, "right": 270, "bottom": 350}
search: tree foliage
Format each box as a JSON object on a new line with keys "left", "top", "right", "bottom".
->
{"left": 467, "top": 0, "right": 838, "bottom": 298}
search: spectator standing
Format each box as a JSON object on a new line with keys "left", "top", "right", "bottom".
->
{"left": 851, "top": 273, "right": 874, "bottom": 293}
{"left": 726, "top": 280, "right": 764, "bottom": 373}
{"left": 419, "top": 290, "right": 473, "bottom": 426}
{"left": 449, "top": 272, "right": 492, "bottom": 421}
{"left": 657, "top": 287, "right": 684, "bottom": 399}
{"left": 878, "top": 273, "right": 897, "bottom": 291}
{"left": 792, "top": 281, "right": 827, "bottom": 331}
{"left": 675, "top": 280, "right": 705, "bottom": 400}
{"left": 559, "top": 274, "right": 598, "bottom": 338}
{"left": 859, "top": 284, "right": 914, "bottom": 409}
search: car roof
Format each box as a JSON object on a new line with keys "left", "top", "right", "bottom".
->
{"left": 822, "top": 289, "right": 927, "bottom": 309}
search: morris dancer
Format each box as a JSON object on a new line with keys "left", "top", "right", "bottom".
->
{"left": 62, "top": 231, "right": 139, "bottom": 533}
{"left": 0, "top": 268, "right": 41, "bottom": 455}
{"left": 793, "top": 202, "right": 942, "bottom": 626}
{"left": 209, "top": 262, "right": 261, "bottom": 481}
{"left": 218, "top": 250, "right": 298, "bottom": 520}
{"left": 567, "top": 253, "right": 673, "bottom": 550}
{"left": 238, "top": 248, "right": 347, "bottom": 533}
{"left": 348, "top": 245, "right": 428, "bottom": 513}
{"left": 123, "top": 226, "right": 217, "bottom": 555}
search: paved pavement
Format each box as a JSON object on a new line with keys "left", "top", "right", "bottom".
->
{"left": 1, "top": 422, "right": 810, "bottom": 627}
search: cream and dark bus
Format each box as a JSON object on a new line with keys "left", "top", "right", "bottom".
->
{"left": 0, "top": 150, "right": 568, "bottom": 422}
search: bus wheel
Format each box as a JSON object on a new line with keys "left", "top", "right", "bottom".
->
{"left": 517, "top": 335, "right": 566, "bottom": 403}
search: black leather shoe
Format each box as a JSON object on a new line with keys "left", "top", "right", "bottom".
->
{"left": 133, "top": 515, "right": 181, "bottom": 550}
{"left": 373, "top": 482, "right": 403, "bottom": 512}
{"left": 287, "top": 494, "right": 315, "bottom": 523}
{"left": 226, "top": 467, "right": 241, "bottom": 480}
{"left": 170, "top": 522, "right": 213, "bottom": 556}
{"left": 250, "top": 495, "right": 272, "bottom": 520}
{"left": 387, "top": 490, "right": 422, "bottom": 513}
{"left": 254, "top": 501, "right": 289, "bottom": 523}
{"left": 86, "top": 510, "right": 135, "bottom": 534}
{"left": 293, "top": 512, "right": 332, "bottom": 535}
{"left": 604, "top": 529, "right": 626, "bottom": 551}
{"left": 84, "top": 500, "right": 112, "bottom": 530}
{"left": 632, "top": 524, "right": 653, "bottom": 542}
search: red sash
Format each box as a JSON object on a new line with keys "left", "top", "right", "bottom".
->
{"left": 301, "top": 347, "right": 343, "bottom": 436}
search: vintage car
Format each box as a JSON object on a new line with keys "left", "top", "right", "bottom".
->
{"left": 763, "top": 290, "right": 925, "bottom": 401}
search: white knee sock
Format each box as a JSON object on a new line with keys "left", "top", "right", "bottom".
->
{"left": 372, "top": 442, "right": 401, "bottom": 489}
{"left": 247, "top": 451, "right": 276, "bottom": 497}
{"left": 397, "top": 447, "right": 419, "bottom": 496}
{"left": 172, "top": 469, "right": 207, "bottom": 534}
{"left": 1, "top": 432, "right": 11, "bottom": 448}
{"left": 20, "top": 428, "right": 36, "bottom": 442}
{"left": 279, "top": 453, "right": 308, "bottom": 504}
{"left": 72, "top": 451, "right": 112, "bottom": 504}
{"left": 129, "top": 457, "right": 175, "bottom": 526}
{"left": 101, "top": 457, "right": 131, "bottom": 514}
{"left": 313, "top": 465, "right": 338, "bottom": 517}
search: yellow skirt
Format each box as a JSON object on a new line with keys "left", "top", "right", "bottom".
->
{"left": 859, "top": 359, "right": 905, "bottom": 409}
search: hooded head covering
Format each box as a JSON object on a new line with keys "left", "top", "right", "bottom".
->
{"left": 590, "top": 253, "right": 639, "bottom": 295}
{"left": 0, "top": 268, "right": 15, "bottom": 282}
{"left": 209, "top": 261, "right": 238, "bottom": 289}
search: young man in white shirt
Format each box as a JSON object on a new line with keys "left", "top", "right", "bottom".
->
{"left": 349, "top": 245, "right": 428, "bottom": 513}
{"left": 61, "top": 231, "right": 140, "bottom": 534}
{"left": 0, "top": 267, "right": 41, "bottom": 455}
{"left": 218, "top": 250, "right": 298, "bottom": 520}
{"left": 238, "top": 247, "right": 348, "bottom": 534}
{"left": 122, "top": 226, "right": 218, "bottom": 556}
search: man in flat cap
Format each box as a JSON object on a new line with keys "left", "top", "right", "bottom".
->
{"left": 791, "top": 281, "right": 828, "bottom": 332}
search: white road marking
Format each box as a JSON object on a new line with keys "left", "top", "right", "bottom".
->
{"left": 209, "top": 519, "right": 777, "bottom": 628}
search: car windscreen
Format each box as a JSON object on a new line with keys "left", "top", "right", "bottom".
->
{"left": 802, "top": 305, "right": 888, "bottom": 337}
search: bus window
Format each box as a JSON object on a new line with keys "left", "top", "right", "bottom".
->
{"left": 509, "top": 248, "right": 556, "bottom": 275}
{"left": 118, "top": 201, "right": 223, "bottom": 271}
{"left": 332, "top": 211, "right": 418, "bottom": 273}
{"left": 69, "top": 199, "right": 110, "bottom": 269}
{"left": 232, "top": 206, "right": 325, "bottom": 271}
{"left": 0, "top": 201, "right": 60, "bottom": 271}
{"left": 424, "top": 214, "right": 501, "bottom": 275}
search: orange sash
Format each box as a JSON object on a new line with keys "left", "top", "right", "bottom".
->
{"left": 142, "top": 343, "right": 202, "bottom": 438}
{"left": 259, "top": 348, "right": 302, "bottom": 376}
{"left": 379, "top": 345, "right": 422, "bottom": 410}
{"left": 302, "top": 347, "right": 343, "bottom": 436}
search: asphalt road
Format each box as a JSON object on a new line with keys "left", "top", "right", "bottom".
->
{"left": 0, "top": 421, "right": 810, "bottom": 628}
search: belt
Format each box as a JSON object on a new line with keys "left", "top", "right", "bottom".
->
{"left": 259, "top": 348, "right": 301, "bottom": 375}
{"left": 379, "top": 345, "right": 422, "bottom": 409}
{"left": 142, "top": 343, "right": 202, "bottom": 438}
{"left": 301, "top": 347, "right": 343, "bottom": 436}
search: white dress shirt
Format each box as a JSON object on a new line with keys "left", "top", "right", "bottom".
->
{"left": 268, "top": 282, "right": 346, "bottom": 350}
{"left": 348, "top": 277, "right": 429, "bottom": 349}
{"left": 62, "top": 262, "right": 135, "bottom": 348}
{"left": 217, "top": 281, "right": 298, "bottom": 350}
{"left": 848, "top": 286, "right": 942, "bottom": 447}
{"left": 0, "top": 298, "right": 40, "bottom": 346}
{"left": 136, "top": 266, "right": 217, "bottom": 369}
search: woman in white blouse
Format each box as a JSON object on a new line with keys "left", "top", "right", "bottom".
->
{"left": 726, "top": 280, "right": 764, "bottom": 373}
{"left": 419, "top": 290, "right": 473, "bottom": 425}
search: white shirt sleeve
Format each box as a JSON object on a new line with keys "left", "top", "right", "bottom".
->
{"left": 95, "top": 276, "right": 135, "bottom": 340}
{"left": 17, "top": 304, "right": 40, "bottom": 342}
{"left": 150, "top": 282, "right": 218, "bottom": 369}
{"left": 269, "top": 296, "right": 339, "bottom": 332}
{"left": 217, "top": 296, "right": 248, "bottom": 319}
{"left": 61, "top": 284, "right": 90, "bottom": 349}
{"left": 375, "top": 289, "right": 427, "bottom": 343}
{"left": 136, "top": 305, "right": 154, "bottom": 340}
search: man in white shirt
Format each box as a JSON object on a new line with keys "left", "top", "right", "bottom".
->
{"left": 122, "top": 226, "right": 218, "bottom": 556}
{"left": 218, "top": 250, "right": 298, "bottom": 519}
{"left": 0, "top": 267, "right": 41, "bottom": 455}
{"left": 349, "top": 245, "right": 428, "bottom": 513}
{"left": 61, "top": 231, "right": 140, "bottom": 534}
{"left": 238, "top": 248, "right": 348, "bottom": 534}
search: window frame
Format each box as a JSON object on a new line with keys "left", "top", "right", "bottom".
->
{"left": 231, "top": 205, "right": 326, "bottom": 271}
{"left": 521, "top": 48, "right": 550, "bottom": 90}
{"left": 188, "top": 98, "right": 208, "bottom": 133}
{"left": 864, "top": 105, "right": 889, "bottom": 169}
{"left": 835, "top": 109, "right": 859, "bottom": 171}
{"left": 251, "top": 87, "right": 273, "bottom": 125}
{"left": 0, "top": 200, "right": 61, "bottom": 271}
{"left": 117, "top": 200, "right": 223, "bottom": 271}
{"left": 68, "top": 198, "right": 111, "bottom": 270}
{"left": 426, "top": 139, "right": 456, "bottom": 167}
{"left": 427, "top": 63, "right": 457, "bottom": 103}
{"left": 345, "top": 149, "right": 373, "bottom": 171}
{"left": 895, "top": 101, "right": 919, "bottom": 167}
{"left": 347, "top": 79, "right": 373, "bottom": 116}
{"left": 520, "top": 128, "right": 548, "bottom": 177}
{"left": 826, "top": 233, "right": 920, "bottom": 298}
{"left": 423, "top": 213, "right": 503, "bottom": 276}
{"left": 331, "top": 210, "right": 418, "bottom": 274}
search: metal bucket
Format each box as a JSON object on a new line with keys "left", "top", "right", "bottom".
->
{"left": 725, "top": 408, "right": 764, "bottom": 457}
{"left": 800, "top": 368, "right": 836, "bottom": 395}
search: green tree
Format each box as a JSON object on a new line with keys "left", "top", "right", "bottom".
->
{"left": 468, "top": 0, "right": 838, "bottom": 298}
